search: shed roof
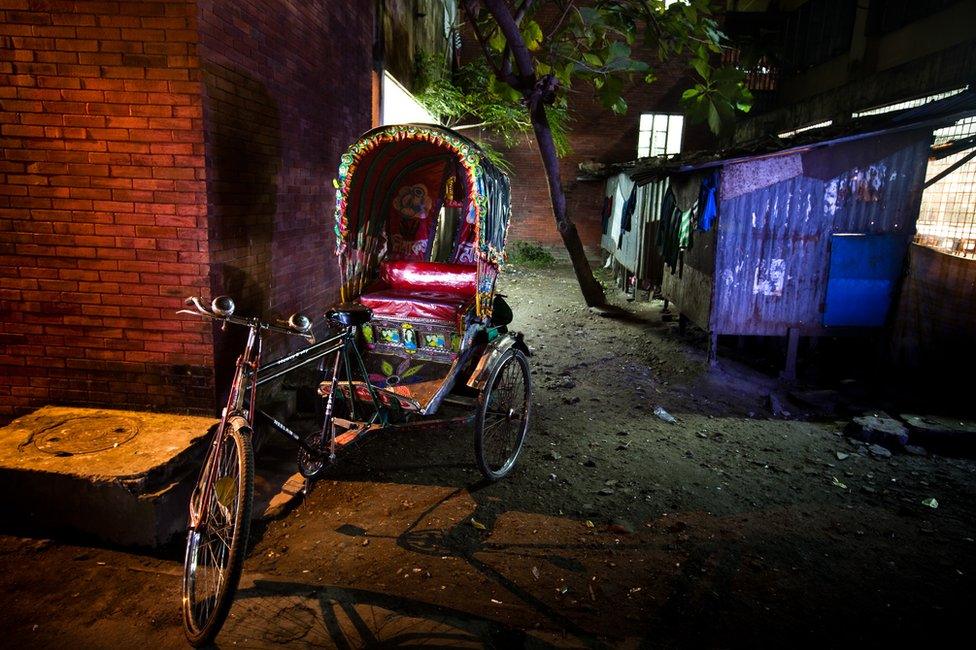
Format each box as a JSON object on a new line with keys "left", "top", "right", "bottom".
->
{"left": 626, "top": 89, "right": 976, "bottom": 185}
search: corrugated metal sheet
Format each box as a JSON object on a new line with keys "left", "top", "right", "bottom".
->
{"left": 709, "top": 132, "right": 931, "bottom": 336}
{"left": 662, "top": 225, "right": 717, "bottom": 330}
{"left": 601, "top": 175, "right": 667, "bottom": 286}
{"left": 891, "top": 243, "right": 976, "bottom": 369}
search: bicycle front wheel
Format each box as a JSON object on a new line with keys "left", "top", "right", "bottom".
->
{"left": 181, "top": 417, "right": 254, "bottom": 647}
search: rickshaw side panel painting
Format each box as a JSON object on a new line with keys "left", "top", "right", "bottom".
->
{"left": 332, "top": 124, "right": 514, "bottom": 413}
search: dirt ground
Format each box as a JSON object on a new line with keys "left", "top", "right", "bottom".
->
{"left": 2, "top": 263, "right": 975, "bottom": 649}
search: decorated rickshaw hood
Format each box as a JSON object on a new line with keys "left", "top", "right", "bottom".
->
{"left": 333, "top": 123, "right": 511, "bottom": 267}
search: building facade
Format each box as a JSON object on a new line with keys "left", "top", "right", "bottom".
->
{"left": 0, "top": 0, "right": 448, "bottom": 419}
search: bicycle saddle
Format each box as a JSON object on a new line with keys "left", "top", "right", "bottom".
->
{"left": 326, "top": 303, "right": 372, "bottom": 327}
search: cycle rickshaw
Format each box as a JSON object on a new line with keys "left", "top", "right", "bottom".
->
{"left": 179, "top": 124, "right": 532, "bottom": 645}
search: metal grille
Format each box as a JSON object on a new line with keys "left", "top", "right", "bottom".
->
{"left": 852, "top": 86, "right": 968, "bottom": 119}
{"left": 916, "top": 116, "right": 976, "bottom": 258}
{"left": 781, "top": 0, "right": 856, "bottom": 73}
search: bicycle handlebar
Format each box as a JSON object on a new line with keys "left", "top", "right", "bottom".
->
{"left": 178, "top": 296, "right": 316, "bottom": 344}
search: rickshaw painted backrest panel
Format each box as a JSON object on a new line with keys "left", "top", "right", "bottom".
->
{"left": 382, "top": 157, "right": 457, "bottom": 262}
{"left": 378, "top": 260, "right": 477, "bottom": 298}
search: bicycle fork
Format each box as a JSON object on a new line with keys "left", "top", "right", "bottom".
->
{"left": 188, "top": 326, "right": 259, "bottom": 529}
{"left": 319, "top": 342, "right": 343, "bottom": 463}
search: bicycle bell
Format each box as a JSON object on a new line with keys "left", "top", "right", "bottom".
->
{"left": 211, "top": 296, "right": 235, "bottom": 317}
{"left": 287, "top": 312, "right": 312, "bottom": 333}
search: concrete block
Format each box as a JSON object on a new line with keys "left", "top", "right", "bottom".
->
{"left": 844, "top": 412, "right": 909, "bottom": 448}
{"left": 901, "top": 414, "right": 976, "bottom": 455}
{"left": 0, "top": 406, "right": 215, "bottom": 547}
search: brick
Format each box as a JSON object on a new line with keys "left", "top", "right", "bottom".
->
{"left": 2, "top": 0, "right": 374, "bottom": 417}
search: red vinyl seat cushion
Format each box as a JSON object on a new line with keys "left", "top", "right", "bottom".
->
{"left": 359, "top": 260, "right": 477, "bottom": 323}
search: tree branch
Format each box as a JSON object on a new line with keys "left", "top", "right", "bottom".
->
{"left": 482, "top": 0, "right": 537, "bottom": 92}
{"left": 514, "top": 0, "right": 534, "bottom": 24}
{"left": 500, "top": 0, "right": 535, "bottom": 80}
{"left": 461, "top": 0, "right": 520, "bottom": 87}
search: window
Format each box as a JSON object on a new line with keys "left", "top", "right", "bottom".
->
{"left": 381, "top": 71, "right": 437, "bottom": 125}
{"left": 637, "top": 113, "right": 683, "bottom": 158}
{"left": 916, "top": 116, "right": 976, "bottom": 258}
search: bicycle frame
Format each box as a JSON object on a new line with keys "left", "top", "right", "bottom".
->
{"left": 188, "top": 307, "right": 479, "bottom": 530}
{"left": 248, "top": 325, "right": 388, "bottom": 459}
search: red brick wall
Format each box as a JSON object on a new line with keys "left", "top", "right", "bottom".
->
{"left": 0, "top": 0, "right": 212, "bottom": 419}
{"left": 0, "top": 0, "right": 375, "bottom": 420}
{"left": 196, "top": 1, "right": 373, "bottom": 378}
{"left": 501, "top": 68, "right": 713, "bottom": 256}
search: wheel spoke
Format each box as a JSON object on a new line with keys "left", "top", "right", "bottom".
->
{"left": 182, "top": 425, "right": 251, "bottom": 642}
{"left": 477, "top": 353, "right": 530, "bottom": 477}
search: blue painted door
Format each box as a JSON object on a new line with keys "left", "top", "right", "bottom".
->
{"left": 823, "top": 233, "right": 905, "bottom": 327}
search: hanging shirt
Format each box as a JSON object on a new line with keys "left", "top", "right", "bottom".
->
{"left": 621, "top": 183, "right": 638, "bottom": 233}
{"left": 696, "top": 171, "right": 719, "bottom": 231}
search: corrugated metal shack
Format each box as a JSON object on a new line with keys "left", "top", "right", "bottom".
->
{"left": 629, "top": 93, "right": 976, "bottom": 376}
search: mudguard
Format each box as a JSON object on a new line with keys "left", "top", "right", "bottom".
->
{"left": 465, "top": 331, "right": 530, "bottom": 392}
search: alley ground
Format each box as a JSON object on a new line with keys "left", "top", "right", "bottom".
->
{"left": 1, "top": 263, "right": 975, "bottom": 648}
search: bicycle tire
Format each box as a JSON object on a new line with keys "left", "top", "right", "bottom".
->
{"left": 474, "top": 349, "right": 531, "bottom": 481}
{"left": 181, "top": 416, "right": 254, "bottom": 647}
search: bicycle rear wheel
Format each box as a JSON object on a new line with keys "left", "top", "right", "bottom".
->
{"left": 181, "top": 417, "right": 254, "bottom": 647}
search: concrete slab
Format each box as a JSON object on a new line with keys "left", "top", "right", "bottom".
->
{"left": 0, "top": 406, "right": 310, "bottom": 546}
{"left": 844, "top": 411, "right": 909, "bottom": 448}
{"left": 0, "top": 406, "right": 215, "bottom": 547}
{"left": 901, "top": 414, "right": 976, "bottom": 455}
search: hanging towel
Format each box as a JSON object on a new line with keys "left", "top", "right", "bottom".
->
{"left": 657, "top": 185, "right": 695, "bottom": 274}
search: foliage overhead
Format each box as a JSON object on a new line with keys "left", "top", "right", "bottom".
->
{"left": 415, "top": 55, "right": 571, "bottom": 169}
{"left": 420, "top": 0, "right": 752, "bottom": 157}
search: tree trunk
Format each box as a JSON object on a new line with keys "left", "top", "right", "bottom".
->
{"left": 528, "top": 95, "right": 606, "bottom": 307}
{"left": 475, "top": 0, "right": 606, "bottom": 306}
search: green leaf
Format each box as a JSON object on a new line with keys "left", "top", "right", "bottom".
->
{"left": 522, "top": 20, "right": 544, "bottom": 52}
{"left": 607, "top": 41, "right": 631, "bottom": 61}
{"left": 691, "top": 57, "right": 710, "bottom": 80}
{"left": 488, "top": 28, "right": 505, "bottom": 53}
{"left": 555, "top": 62, "right": 574, "bottom": 87}
{"left": 611, "top": 96, "right": 627, "bottom": 115}
{"left": 401, "top": 363, "right": 424, "bottom": 378}
{"left": 644, "top": 72, "right": 657, "bottom": 84}
{"left": 490, "top": 76, "right": 522, "bottom": 103}
{"left": 681, "top": 87, "right": 700, "bottom": 100}
{"left": 583, "top": 52, "right": 603, "bottom": 68}
{"left": 707, "top": 101, "right": 721, "bottom": 134}
{"left": 596, "top": 75, "right": 623, "bottom": 110}
{"left": 577, "top": 7, "right": 603, "bottom": 27}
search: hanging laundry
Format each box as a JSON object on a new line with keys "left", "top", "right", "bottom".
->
{"left": 696, "top": 170, "right": 719, "bottom": 231}
{"left": 621, "top": 183, "right": 638, "bottom": 233}
{"left": 657, "top": 184, "right": 694, "bottom": 274}
{"left": 601, "top": 195, "right": 613, "bottom": 234}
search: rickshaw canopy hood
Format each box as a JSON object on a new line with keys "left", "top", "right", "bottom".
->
{"left": 334, "top": 124, "right": 510, "bottom": 265}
